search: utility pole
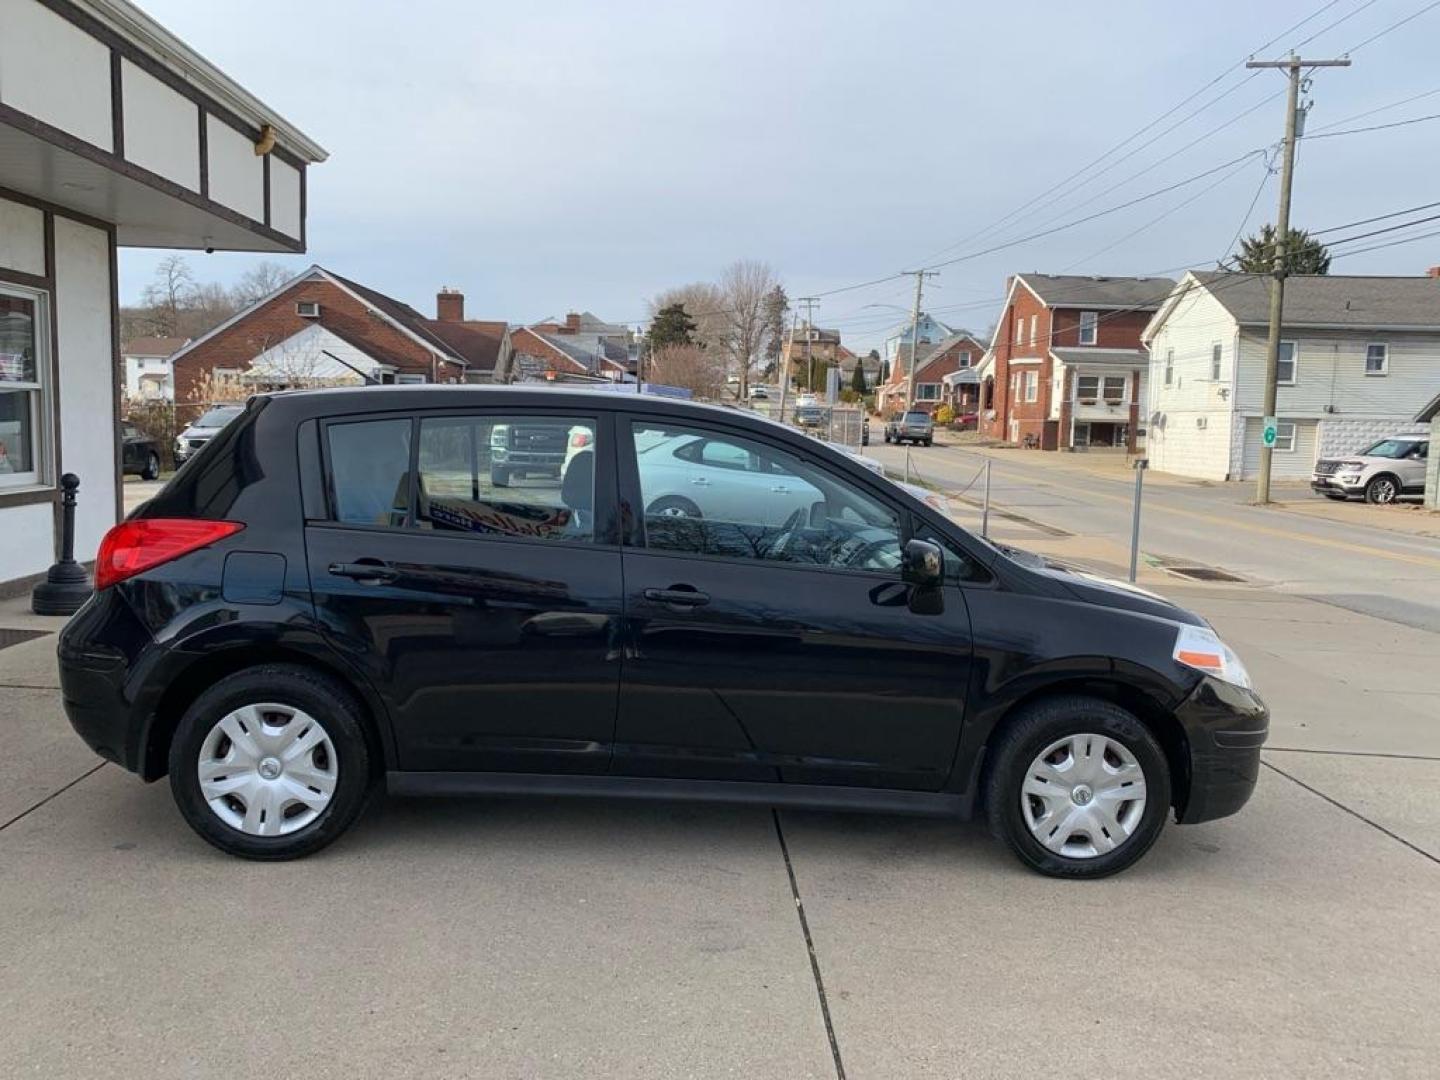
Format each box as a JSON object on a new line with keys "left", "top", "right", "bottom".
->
{"left": 778, "top": 308, "right": 800, "bottom": 423}
{"left": 901, "top": 270, "right": 939, "bottom": 412}
{"left": 1246, "top": 52, "right": 1349, "bottom": 503}
{"left": 797, "top": 297, "right": 820, "bottom": 392}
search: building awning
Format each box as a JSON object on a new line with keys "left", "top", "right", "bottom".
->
{"left": 942, "top": 369, "right": 979, "bottom": 386}
{"left": 1050, "top": 347, "right": 1146, "bottom": 368}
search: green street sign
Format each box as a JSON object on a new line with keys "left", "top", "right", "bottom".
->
{"left": 1262, "top": 416, "right": 1278, "bottom": 448}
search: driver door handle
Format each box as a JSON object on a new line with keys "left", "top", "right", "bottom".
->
{"left": 643, "top": 587, "right": 711, "bottom": 608}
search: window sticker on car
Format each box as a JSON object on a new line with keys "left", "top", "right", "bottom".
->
{"left": 426, "top": 496, "right": 573, "bottom": 539}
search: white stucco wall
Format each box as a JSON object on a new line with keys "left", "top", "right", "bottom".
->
{"left": 0, "top": 195, "right": 46, "bottom": 275}
{"left": 1316, "top": 417, "right": 1423, "bottom": 460}
{"left": 53, "top": 217, "right": 117, "bottom": 562}
{"left": 121, "top": 58, "right": 201, "bottom": 191}
{"left": 206, "top": 115, "right": 265, "bottom": 222}
{"left": 270, "top": 157, "right": 301, "bottom": 239}
{"left": 0, "top": 502, "right": 56, "bottom": 580}
{"left": 0, "top": 0, "right": 112, "bottom": 149}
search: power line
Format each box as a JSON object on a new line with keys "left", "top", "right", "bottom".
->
{"left": 1328, "top": 223, "right": 1440, "bottom": 258}
{"left": 1306, "top": 84, "right": 1440, "bottom": 133}
{"left": 1310, "top": 197, "right": 1440, "bottom": 235}
{"left": 1291, "top": 0, "right": 1382, "bottom": 49}
{"left": 1343, "top": 0, "right": 1440, "bottom": 52}
{"left": 1218, "top": 153, "right": 1276, "bottom": 264}
{"left": 1301, "top": 110, "right": 1440, "bottom": 139}
{"left": 1321, "top": 209, "right": 1440, "bottom": 247}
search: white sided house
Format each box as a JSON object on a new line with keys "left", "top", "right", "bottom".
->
{"left": 0, "top": 0, "right": 324, "bottom": 591}
{"left": 1142, "top": 272, "right": 1440, "bottom": 481}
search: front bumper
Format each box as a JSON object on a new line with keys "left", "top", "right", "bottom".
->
{"left": 1174, "top": 675, "right": 1268, "bottom": 825}
{"left": 1310, "top": 476, "right": 1362, "bottom": 495}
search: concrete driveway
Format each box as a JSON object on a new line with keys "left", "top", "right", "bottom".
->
{"left": 2, "top": 576, "right": 1438, "bottom": 1078}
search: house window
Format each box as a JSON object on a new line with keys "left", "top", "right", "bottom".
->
{"left": 1164, "top": 349, "right": 1174, "bottom": 387}
{"left": 1079, "top": 311, "right": 1098, "bottom": 345}
{"left": 1014, "top": 318, "right": 1023, "bottom": 346}
{"left": 1273, "top": 420, "right": 1297, "bottom": 453}
{"left": 1076, "top": 375, "right": 1100, "bottom": 403}
{"left": 1029, "top": 314, "right": 1038, "bottom": 346}
{"left": 0, "top": 286, "right": 50, "bottom": 488}
{"left": 916, "top": 383, "right": 940, "bottom": 400}
{"left": 1024, "top": 371, "right": 1038, "bottom": 402}
{"left": 1365, "top": 343, "right": 1388, "bottom": 375}
{"left": 1211, "top": 342, "right": 1223, "bottom": 380}
{"left": 1010, "top": 373, "right": 1018, "bottom": 400}
{"left": 1103, "top": 375, "right": 1127, "bottom": 403}
{"left": 1277, "top": 341, "right": 1297, "bottom": 385}
{"left": 396, "top": 373, "right": 427, "bottom": 385}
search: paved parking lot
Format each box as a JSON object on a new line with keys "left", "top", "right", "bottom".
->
{"left": 3, "top": 572, "right": 1437, "bottom": 1079}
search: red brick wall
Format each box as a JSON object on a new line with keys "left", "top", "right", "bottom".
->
{"left": 981, "top": 280, "right": 1054, "bottom": 443}
{"left": 172, "top": 279, "right": 453, "bottom": 411}
{"left": 510, "top": 329, "right": 588, "bottom": 375}
{"left": 1050, "top": 307, "right": 1152, "bottom": 349}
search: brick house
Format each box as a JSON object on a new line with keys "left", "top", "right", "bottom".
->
{"left": 875, "top": 332, "right": 986, "bottom": 416}
{"left": 170, "top": 267, "right": 510, "bottom": 412}
{"left": 502, "top": 311, "right": 635, "bottom": 382}
{"left": 978, "top": 274, "right": 1175, "bottom": 450}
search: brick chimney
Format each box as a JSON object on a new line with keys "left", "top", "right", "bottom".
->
{"left": 564, "top": 312, "right": 581, "bottom": 332}
{"left": 1428, "top": 266, "right": 1440, "bottom": 278}
{"left": 437, "top": 288, "right": 464, "bottom": 322}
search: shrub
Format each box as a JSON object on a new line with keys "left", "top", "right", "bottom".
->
{"left": 934, "top": 403, "right": 956, "bottom": 425}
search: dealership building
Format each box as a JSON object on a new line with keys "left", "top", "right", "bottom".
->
{"left": 0, "top": 0, "right": 324, "bottom": 591}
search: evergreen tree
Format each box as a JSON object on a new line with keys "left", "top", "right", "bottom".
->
{"left": 647, "top": 303, "right": 697, "bottom": 351}
{"left": 850, "top": 362, "right": 867, "bottom": 394}
{"left": 1236, "top": 224, "right": 1331, "bottom": 275}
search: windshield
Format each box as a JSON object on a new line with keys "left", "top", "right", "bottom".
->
{"left": 194, "top": 405, "right": 244, "bottom": 428}
{"left": 1360, "top": 439, "right": 1417, "bottom": 459}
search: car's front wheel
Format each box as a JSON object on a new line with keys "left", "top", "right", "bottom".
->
{"left": 1365, "top": 474, "right": 1399, "bottom": 504}
{"left": 142, "top": 452, "right": 161, "bottom": 480}
{"left": 986, "top": 696, "right": 1171, "bottom": 879}
{"left": 168, "top": 664, "right": 375, "bottom": 860}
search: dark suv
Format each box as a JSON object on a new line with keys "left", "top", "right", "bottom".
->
{"left": 59, "top": 387, "right": 1267, "bottom": 877}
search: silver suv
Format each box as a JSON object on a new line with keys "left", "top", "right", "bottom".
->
{"left": 1311, "top": 433, "right": 1429, "bottom": 504}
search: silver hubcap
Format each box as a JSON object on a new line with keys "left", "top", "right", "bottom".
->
{"left": 1020, "top": 733, "right": 1147, "bottom": 859}
{"left": 197, "top": 703, "right": 338, "bottom": 837}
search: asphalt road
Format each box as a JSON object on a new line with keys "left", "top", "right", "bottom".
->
{"left": 864, "top": 442, "right": 1440, "bottom": 632}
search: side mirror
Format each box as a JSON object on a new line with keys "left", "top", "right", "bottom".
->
{"left": 902, "top": 538, "right": 943, "bottom": 588}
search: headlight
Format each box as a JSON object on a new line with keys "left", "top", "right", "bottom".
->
{"left": 1173, "top": 624, "right": 1253, "bottom": 689}
{"left": 174, "top": 437, "right": 186, "bottom": 453}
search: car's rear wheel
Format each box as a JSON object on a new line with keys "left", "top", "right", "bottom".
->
{"left": 986, "top": 696, "right": 1170, "bottom": 879}
{"left": 647, "top": 495, "right": 702, "bottom": 519}
{"left": 1365, "top": 474, "right": 1399, "bottom": 504}
{"left": 168, "top": 664, "right": 374, "bottom": 860}
{"left": 142, "top": 452, "right": 161, "bottom": 480}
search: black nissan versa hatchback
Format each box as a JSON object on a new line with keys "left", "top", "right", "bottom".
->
{"left": 59, "top": 387, "right": 1267, "bottom": 877}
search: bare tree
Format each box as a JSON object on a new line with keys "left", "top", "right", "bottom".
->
{"left": 717, "top": 260, "right": 779, "bottom": 400}
{"left": 648, "top": 343, "right": 726, "bottom": 400}
{"left": 649, "top": 282, "right": 727, "bottom": 353}
{"left": 140, "top": 255, "right": 198, "bottom": 336}
{"left": 231, "top": 261, "right": 292, "bottom": 306}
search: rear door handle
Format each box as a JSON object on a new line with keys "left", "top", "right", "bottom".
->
{"left": 689, "top": 477, "right": 710, "bottom": 486}
{"left": 643, "top": 587, "right": 710, "bottom": 608}
{"left": 328, "top": 560, "right": 398, "bottom": 584}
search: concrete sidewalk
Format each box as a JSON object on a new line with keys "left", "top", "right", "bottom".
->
{"left": 2, "top": 585, "right": 1438, "bottom": 1077}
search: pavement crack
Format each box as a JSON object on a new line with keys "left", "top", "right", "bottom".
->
{"left": 772, "top": 810, "right": 847, "bottom": 1080}
{"left": 1261, "top": 760, "right": 1438, "bottom": 867}
{"left": 0, "top": 763, "right": 106, "bottom": 832}
{"left": 1266, "top": 747, "right": 1440, "bottom": 762}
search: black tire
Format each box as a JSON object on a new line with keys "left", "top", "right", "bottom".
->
{"left": 985, "top": 695, "right": 1171, "bottom": 879}
{"left": 646, "top": 495, "right": 702, "bottom": 519}
{"left": 142, "top": 452, "right": 161, "bottom": 481}
{"left": 491, "top": 465, "right": 511, "bottom": 487}
{"left": 1364, "top": 474, "right": 1399, "bottom": 504}
{"left": 923, "top": 438, "right": 933, "bottom": 447}
{"left": 168, "top": 664, "right": 376, "bottom": 860}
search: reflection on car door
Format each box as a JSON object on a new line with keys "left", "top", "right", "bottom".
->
{"left": 615, "top": 418, "right": 973, "bottom": 791}
{"left": 304, "top": 409, "right": 624, "bottom": 774}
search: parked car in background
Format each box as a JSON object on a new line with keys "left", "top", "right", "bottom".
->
{"left": 1311, "top": 433, "right": 1429, "bottom": 504}
{"left": 60, "top": 387, "right": 1267, "bottom": 879}
{"left": 121, "top": 421, "right": 161, "bottom": 480}
{"left": 489, "top": 420, "right": 571, "bottom": 486}
{"left": 885, "top": 410, "right": 934, "bottom": 446}
{"left": 174, "top": 404, "right": 244, "bottom": 466}
{"left": 794, "top": 404, "right": 826, "bottom": 429}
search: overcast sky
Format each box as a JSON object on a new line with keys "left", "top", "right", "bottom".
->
{"left": 122, "top": 0, "right": 1440, "bottom": 352}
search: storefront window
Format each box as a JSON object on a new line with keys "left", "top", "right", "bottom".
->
{"left": 0, "top": 288, "right": 47, "bottom": 486}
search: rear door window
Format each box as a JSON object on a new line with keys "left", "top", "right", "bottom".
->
{"left": 325, "top": 418, "right": 413, "bottom": 526}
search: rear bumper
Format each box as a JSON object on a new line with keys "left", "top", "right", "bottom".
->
{"left": 57, "top": 590, "right": 157, "bottom": 776}
{"left": 1175, "top": 676, "right": 1268, "bottom": 825}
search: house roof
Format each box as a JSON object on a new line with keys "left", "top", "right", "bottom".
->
{"left": 122, "top": 336, "right": 189, "bottom": 358}
{"left": 1051, "top": 347, "right": 1147, "bottom": 367}
{"left": 324, "top": 269, "right": 468, "bottom": 361}
{"left": 1190, "top": 271, "right": 1440, "bottom": 329}
{"left": 536, "top": 311, "right": 629, "bottom": 336}
{"left": 1017, "top": 274, "right": 1178, "bottom": 309}
{"left": 423, "top": 319, "right": 509, "bottom": 373}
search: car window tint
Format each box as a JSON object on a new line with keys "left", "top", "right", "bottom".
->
{"left": 631, "top": 421, "right": 900, "bottom": 573}
{"left": 327, "top": 418, "right": 413, "bottom": 526}
{"left": 415, "top": 415, "right": 596, "bottom": 543}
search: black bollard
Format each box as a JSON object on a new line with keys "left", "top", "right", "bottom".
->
{"left": 31, "top": 473, "right": 94, "bottom": 616}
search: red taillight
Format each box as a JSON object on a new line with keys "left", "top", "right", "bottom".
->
{"left": 94, "top": 518, "right": 244, "bottom": 591}
{"left": 570, "top": 431, "right": 592, "bottom": 448}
